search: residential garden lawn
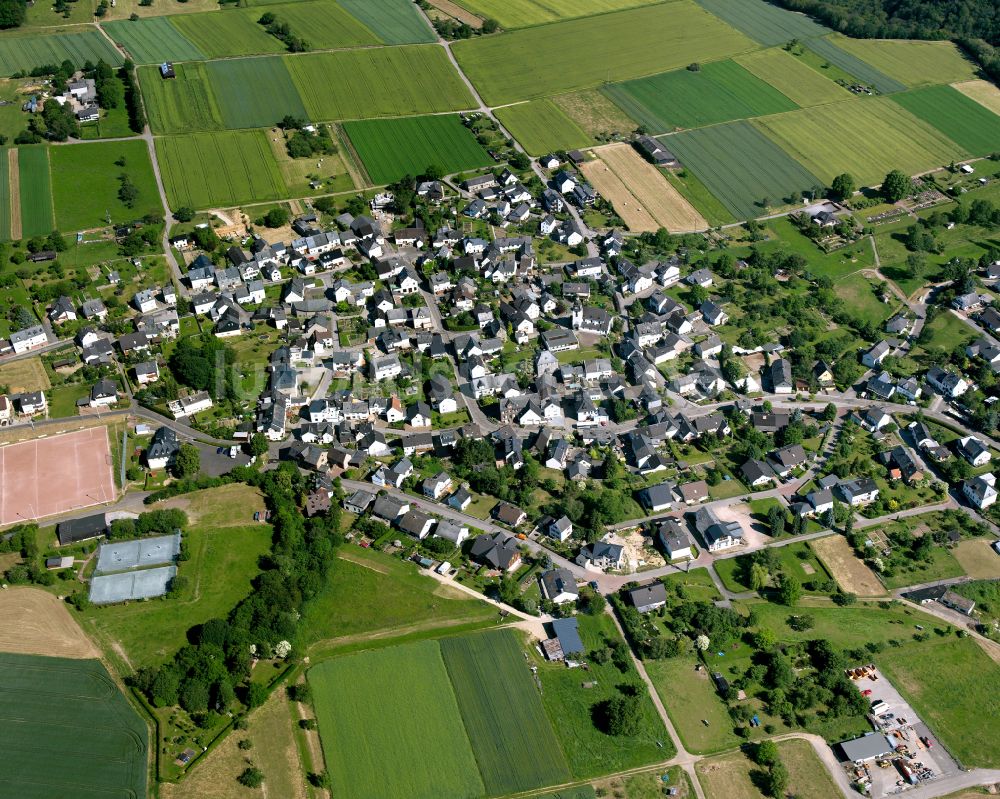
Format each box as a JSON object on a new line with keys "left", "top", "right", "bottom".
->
{"left": 343, "top": 115, "right": 492, "bottom": 185}
{"left": 50, "top": 140, "right": 160, "bottom": 231}
{"left": 832, "top": 273, "right": 896, "bottom": 325}
{"left": 287, "top": 46, "right": 474, "bottom": 121}
{"left": 878, "top": 636, "right": 1000, "bottom": 769}
{"left": 533, "top": 613, "right": 671, "bottom": 779}
{"left": 605, "top": 60, "right": 798, "bottom": 134}
{"left": 696, "top": 739, "right": 841, "bottom": 799}
{"left": 952, "top": 539, "right": 1000, "bottom": 579}
{"left": 952, "top": 79, "right": 1000, "bottom": 116}
{"left": 890, "top": 85, "right": 1000, "bottom": 158}
{"left": 692, "top": 0, "right": 829, "bottom": 46}
{"left": 803, "top": 35, "right": 907, "bottom": 94}
{"left": 662, "top": 120, "right": 822, "bottom": 219}
{"left": 911, "top": 310, "right": 977, "bottom": 359}
{"left": 46, "top": 383, "right": 90, "bottom": 417}
{"left": 170, "top": 8, "right": 284, "bottom": 58}
{"left": 755, "top": 97, "right": 965, "bottom": 186}
{"left": 103, "top": 17, "right": 205, "bottom": 64}
{"left": 707, "top": 476, "right": 749, "bottom": 500}
{"left": 451, "top": 2, "right": 756, "bottom": 106}
{"left": 735, "top": 47, "right": 851, "bottom": 107}
{"left": 17, "top": 146, "right": 53, "bottom": 237}
{"left": 951, "top": 580, "right": 1000, "bottom": 627}
{"left": 662, "top": 568, "right": 721, "bottom": 602}
{"left": 714, "top": 540, "right": 833, "bottom": 594}
{"left": 495, "top": 99, "right": 593, "bottom": 156}
{"left": 309, "top": 640, "right": 486, "bottom": 799}
{"left": 299, "top": 546, "right": 496, "bottom": 652}
{"left": 454, "top": 0, "right": 661, "bottom": 28}
{"left": 0, "top": 653, "right": 147, "bottom": 799}
{"left": 78, "top": 104, "right": 135, "bottom": 139}
{"left": 663, "top": 168, "right": 735, "bottom": 227}
{"left": 879, "top": 545, "right": 965, "bottom": 591}
{"left": 831, "top": 38, "right": 977, "bottom": 88}
{"left": 552, "top": 89, "right": 637, "bottom": 139}
{"left": 337, "top": 0, "right": 436, "bottom": 43}
{"left": 82, "top": 521, "right": 272, "bottom": 668}
{"left": 206, "top": 56, "right": 309, "bottom": 129}
{"left": 139, "top": 61, "right": 225, "bottom": 134}
{"left": 0, "top": 29, "right": 122, "bottom": 77}
{"left": 157, "top": 130, "right": 288, "bottom": 209}
{"left": 442, "top": 629, "right": 571, "bottom": 793}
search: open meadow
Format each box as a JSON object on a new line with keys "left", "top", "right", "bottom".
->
{"left": 139, "top": 61, "right": 225, "bottom": 134}
{"left": 662, "top": 120, "right": 821, "bottom": 219}
{"left": 103, "top": 16, "right": 206, "bottom": 64}
{"left": 0, "top": 356, "right": 50, "bottom": 393}
{"left": 495, "top": 99, "right": 593, "bottom": 155}
{"left": 453, "top": 0, "right": 661, "bottom": 28}
{"left": 0, "top": 29, "right": 121, "bottom": 77}
{"left": 50, "top": 140, "right": 160, "bottom": 230}
{"left": 890, "top": 85, "right": 1000, "bottom": 158}
{"left": 693, "top": 0, "right": 829, "bottom": 46}
{"left": 735, "top": 47, "right": 850, "bottom": 107}
{"left": 697, "top": 740, "right": 841, "bottom": 799}
{"left": 337, "top": 0, "right": 436, "bottom": 43}
{"left": 952, "top": 539, "right": 1000, "bottom": 579}
{"left": 452, "top": 1, "right": 756, "bottom": 105}
{"left": 755, "top": 97, "right": 965, "bottom": 184}
{"left": 157, "top": 130, "right": 289, "bottom": 209}
{"left": 554, "top": 89, "right": 637, "bottom": 138}
{"left": 606, "top": 58, "right": 797, "bottom": 133}
{"left": 17, "top": 146, "right": 53, "bottom": 238}
{"left": 803, "top": 36, "right": 906, "bottom": 93}
{"left": 288, "top": 46, "right": 475, "bottom": 120}
{"left": 831, "top": 37, "right": 977, "bottom": 88}
{"left": 343, "top": 114, "right": 492, "bottom": 185}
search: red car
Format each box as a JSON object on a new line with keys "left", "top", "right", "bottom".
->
{"left": 862, "top": 689, "right": 873, "bottom": 696}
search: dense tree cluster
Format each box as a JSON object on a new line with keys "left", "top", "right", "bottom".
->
{"left": 169, "top": 333, "right": 235, "bottom": 399}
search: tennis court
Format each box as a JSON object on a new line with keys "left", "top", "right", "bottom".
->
{"left": 95, "top": 533, "right": 181, "bottom": 575}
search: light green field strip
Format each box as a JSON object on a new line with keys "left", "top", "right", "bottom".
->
{"left": 891, "top": 85, "right": 1000, "bottom": 158}
{"left": 171, "top": 9, "right": 285, "bottom": 58}
{"left": 17, "top": 146, "right": 53, "bottom": 237}
{"left": 832, "top": 36, "right": 978, "bottom": 88}
{"left": 452, "top": 0, "right": 661, "bottom": 28}
{"left": 103, "top": 17, "right": 205, "bottom": 64}
{"left": 735, "top": 47, "right": 851, "bottom": 106}
{"left": 0, "top": 29, "right": 122, "bottom": 77}
{"left": 495, "top": 99, "right": 593, "bottom": 155}
{"left": 803, "top": 35, "right": 907, "bottom": 93}
{"left": 139, "top": 61, "right": 226, "bottom": 134}
{"left": 693, "top": 0, "right": 829, "bottom": 46}
{"left": 336, "top": 0, "right": 436, "bottom": 43}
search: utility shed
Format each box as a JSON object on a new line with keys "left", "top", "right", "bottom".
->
{"left": 839, "top": 733, "right": 895, "bottom": 762}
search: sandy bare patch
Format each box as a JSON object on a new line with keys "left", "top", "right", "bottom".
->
{"left": 812, "top": 535, "right": 886, "bottom": 596}
{"left": 8, "top": 148, "right": 20, "bottom": 241}
{"left": 0, "top": 587, "right": 98, "bottom": 659}
{"left": 952, "top": 79, "right": 1000, "bottom": 116}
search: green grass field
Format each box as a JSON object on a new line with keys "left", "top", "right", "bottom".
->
{"left": 310, "top": 640, "right": 486, "bottom": 799}
{"left": 693, "top": 0, "right": 829, "bottom": 46}
{"left": 833, "top": 273, "right": 895, "bottom": 325}
{"left": 755, "top": 97, "right": 965, "bottom": 184}
{"left": 646, "top": 654, "right": 738, "bottom": 753}
{"left": 256, "top": 1, "right": 381, "bottom": 49}
{"left": 103, "top": 17, "right": 205, "bottom": 64}
{"left": 50, "top": 140, "right": 160, "bottom": 230}
{"left": 344, "top": 115, "right": 492, "bottom": 184}
{"left": 139, "top": 61, "right": 225, "bottom": 134}
{"left": 157, "top": 130, "right": 288, "bottom": 209}
{"left": 442, "top": 629, "right": 571, "bottom": 794}
{"left": 288, "top": 46, "right": 475, "bottom": 120}
{"left": 0, "top": 150, "right": 9, "bottom": 240}
{"left": 454, "top": 0, "right": 661, "bottom": 28}
{"left": 605, "top": 59, "right": 798, "bottom": 133}
{"left": 0, "top": 29, "right": 122, "bottom": 77}
{"left": 337, "top": 0, "right": 435, "bottom": 43}
{"left": 891, "top": 85, "right": 1000, "bottom": 158}
{"left": 663, "top": 167, "right": 735, "bottom": 226}
{"left": 170, "top": 8, "right": 284, "bottom": 58}
{"left": 735, "top": 47, "right": 851, "bottom": 107}
{"left": 832, "top": 37, "right": 977, "bottom": 88}
{"left": 452, "top": 1, "right": 756, "bottom": 106}
{"left": 663, "top": 119, "right": 821, "bottom": 218}
{"left": 17, "top": 146, "right": 54, "bottom": 237}
{"left": 804, "top": 35, "right": 907, "bottom": 93}
{"left": 495, "top": 99, "right": 593, "bottom": 155}
{"left": 0, "top": 653, "right": 147, "bottom": 799}
{"left": 206, "top": 56, "right": 308, "bottom": 129}
{"left": 878, "top": 637, "right": 1000, "bottom": 768}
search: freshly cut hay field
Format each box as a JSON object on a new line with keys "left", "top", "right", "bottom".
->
{"left": 553, "top": 89, "right": 636, "bottom": 138}
{"left": 17, "top": 146, "right": 53, "bottom": 238}
{"left": 693, "top": 0, "right": 829, "bottom": 46}
{"left": 811, "top": 533, "right": 886, "bottom": 596}
{"left": 454, "top": 0, "right": 661, "bottom": 28}
{"left": 140, "top": 61, "right": 225, "bottom": 134}
{"left": 953, "top": 79, "right": 1000, "bottom": 116}
{"left": 581, "top": 143, "right": 707, "bottom": 232}
{"left": 206, "top": 56, "right": 308, "bottom": 129}
{"left": 0, "top": 29, "right": 122, "bottom": 77}
{"left": 0, "top": 587, "right": 97, "bottom": 659}
{"left": 310, "top": 640, "right": 485, "bottom": 799}
{"left": 288, "top": 46, "right": 474, "bottom": 121}
{"left": 103, "top": 17, "right": 205, "bottom": 64}
{"left": 344, "top": 115, "right": 491, "bottom": 185}
{"left": 605, "top": 59, "right": 797, "bottom": 133}
{"left": 157, "top": 131, "right": 288, "bottom": 209}
{"left": 452, "top": 1, "right": 756, "bottom": 106}
{"left": 755, "top": 97, "right": 965, "bottom": 184}
{"left": 495, "top": 99, "right": 592, "bottom": 155}
{"left": 441, "top": 629, "right": 571, "bottom": 794}
{"left": 50, "top": 140, "right": 160, "bottom": 230}
{"left": 735, "top": 47, "right": 850, "bottom": 106}
{"left": 0, "top": 652, "right": 147, "bottom": 799}
{"left": 171, "top": 8, "right": 284, "bottom": 57}
{"left": 804, "top": 36, "right": 906, "bottom": 94}
{"left": 337, "top": 0, "right": 436, "bottom": 43}
{"left": 257, "top": 1, "right": 380, "bottom": 49}
{"left": 662, "top": 120, "right": 821, "bottom": 219}
{"left": 832, "top": 37, "right": 977, "bottom": 88}
{"left": 891, "top": 85, "right": 1000, "bottom": 158}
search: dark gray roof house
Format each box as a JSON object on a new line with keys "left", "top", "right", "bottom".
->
{"left": 627, "top": 582, "right": 668, "bottom": 613}
{"left": 57, "top": 513, "right": 107, "bottom": 546}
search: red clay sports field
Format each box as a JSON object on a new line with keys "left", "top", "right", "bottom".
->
{"left": 0, "top": 427, "right": 116, "bottom": 526}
